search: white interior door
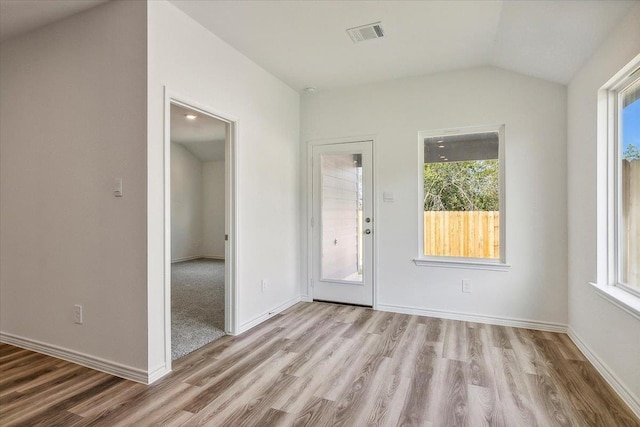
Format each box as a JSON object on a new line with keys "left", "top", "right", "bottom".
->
{"left": 312, "top": 141, "right": 373, "bottom": 306}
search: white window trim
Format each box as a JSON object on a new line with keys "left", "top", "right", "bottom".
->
{"left": 595, "top": 53, "right": 640, "bottom": 316}
{"left": 414, "top": 124, "right": 509, "bottom": 270}
{"left": 589, "top": 282, "right": 640, "bottom": 320}
{"left": 413, "top": 257, "right": 510, "bottom": 271}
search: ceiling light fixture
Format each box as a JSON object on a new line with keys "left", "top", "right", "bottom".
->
{"left": 185, "top": 114, "right": 197, "bottom": 120}
{"left": 303, "top": 87, "right": 317, "bottom": 93}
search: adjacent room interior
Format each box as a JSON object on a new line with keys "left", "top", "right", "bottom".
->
{"left": 170, "top": 102, "right": 227, "bottom": 360}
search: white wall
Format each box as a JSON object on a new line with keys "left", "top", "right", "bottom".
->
{"left": 202, "top": 161, "right": 226, "bottom": 259}
{"left": 147, "top": 0, "right": 301, "bottom": 373}
{"left": 567, "top": 3, "right": 640, "bottom": 408}
{"left": 301, "top": 66, "right": 568, "bottom": 327}
{"left": 171, "top": 142, "right": 203, "bottom": 261}
{"left": 170, "top": 146, "right": 225, "bottom": 262}
{"left": 0, "top": 1, "right": 148, "bottom": 371}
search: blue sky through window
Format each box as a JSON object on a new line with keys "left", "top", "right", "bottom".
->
{"left": 622, "top": 97, "right": 640, "bottom": 157}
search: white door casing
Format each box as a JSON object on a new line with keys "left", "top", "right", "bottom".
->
{"left": 163, "top": 89, "right": 239, "bottom": 373}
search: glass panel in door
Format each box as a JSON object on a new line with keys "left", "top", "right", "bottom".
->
{"left": 320, "top": 153, "right": 363, "bottom": 283}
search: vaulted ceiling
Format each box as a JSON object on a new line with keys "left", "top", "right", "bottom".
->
{"left": 1, "top": 0, "right": 636, "bottom": 91}
{"left": 169, "top": 0, "right": 636, "bottom": 89}
{"left": 0, "top": 0, "right": 107, "bottom": 41}
{"left": 171, "top": 103, "right": 226, "bottom": 162}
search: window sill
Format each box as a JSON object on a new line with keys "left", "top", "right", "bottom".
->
{"left": 413, "top": 257, "right": 510, "bottom": 271}
{"left": 589, "top": 282, "right": 640, "bottom": 321}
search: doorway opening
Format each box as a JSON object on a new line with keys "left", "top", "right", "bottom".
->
{"left": 167, "top": 99, "right": 236, "bottom": 361}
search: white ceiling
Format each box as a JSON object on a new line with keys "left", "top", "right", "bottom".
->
{"left": 171, "top": 104, "right": 226, "bottom": 162}
{"left": 169, "top": 0, "right": 637, "bottom": 89}
{"left": 490, "top": 1, "right": 638, "bottom": 82}
{"left": 1, "top": 0, "right": 635, "bottom": 89}
{"left": 0, "top": 0, "right": 108, "bottom": 42}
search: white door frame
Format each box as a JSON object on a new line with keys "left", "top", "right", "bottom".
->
{"left": 163, "top": 88, "right": 239, "bottom": 369}
{"left": 306, "top": 135, "right": 378, "bottom": 308}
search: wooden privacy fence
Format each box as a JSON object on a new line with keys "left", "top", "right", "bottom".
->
{"left": 424, "top": 211, "right": 500, "bottom": 259}
{"left": 622, "top": 160, "right": 639, "bottom": 287}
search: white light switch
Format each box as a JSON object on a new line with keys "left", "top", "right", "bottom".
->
{"left": 114, "top": 178, "right": 123, "bottom": 197}
{"left": 74, "top": 304, "right": 83, "bottom": 324}
{"left": 383, "top": 191, "right": 394, "bottom": 202}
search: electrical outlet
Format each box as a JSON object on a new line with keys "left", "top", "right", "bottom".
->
{"left": 462, "top": 279, "right": 472, "bottom": 293}
{"left": 74, "top": 304, "right": 83, "bottom": 324}
{"left": 261, "top": 279, "right": 267, "bottom": 292}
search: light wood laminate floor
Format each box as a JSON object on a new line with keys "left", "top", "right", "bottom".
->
{"left": 1, "top": 302, "right": 638, "bottom": 426}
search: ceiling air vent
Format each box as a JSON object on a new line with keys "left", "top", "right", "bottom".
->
{"left": 347, "top": 22, "right": 384, "bottom": 43}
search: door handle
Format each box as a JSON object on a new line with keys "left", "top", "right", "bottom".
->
{"left": 365, "top": 229, "right": 371, "bottom": 235}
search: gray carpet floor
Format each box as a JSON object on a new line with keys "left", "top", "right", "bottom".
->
{"left": 171, "top": 258, "right": 225, "bottom": 360}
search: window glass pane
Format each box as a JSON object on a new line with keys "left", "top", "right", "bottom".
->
{"left": 423, "top": 132, "right": 500, "bottom": 259}
{"left": 620, "top": 78, "right": 640, "bottom": 289}
{"left": 320, "top": 153, "right": 363, "bottom": 282}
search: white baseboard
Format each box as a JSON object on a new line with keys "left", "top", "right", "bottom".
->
{"left": 377, "top": 303, "right": 567, "bottom": 333}
{"left": 567, "top": 327, "right": 640, "bottom": 418}
{"left": 0, "top": 332, "right": 152, "bottom": 384}
{"left": 171, "top": 255, "right": 201, "bottom": 263}
{"left": 300, "top": 295, "right": 312, "bottom": 302}
{"left": 237, "top": 296, "right": 302, "bottom": 335}
{"left": 147, "top": 364, "right": 171, "bottom": 385}
{"left": 201, "top": 255, "right": 224, "bottom": 260}
{"left": 171, "top": 255, "right": 224, "bottom": 263}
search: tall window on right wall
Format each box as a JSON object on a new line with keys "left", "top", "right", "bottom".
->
{"left": 615, "top": 69, "right": 639, "bottom": 294}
